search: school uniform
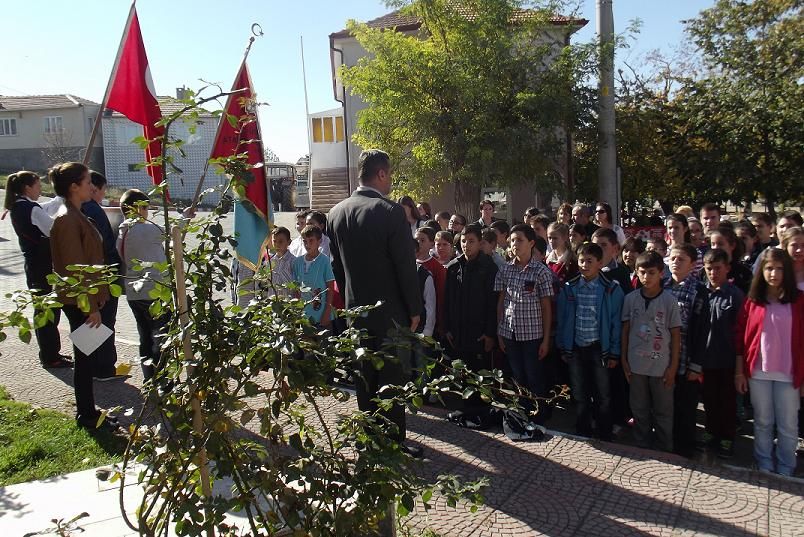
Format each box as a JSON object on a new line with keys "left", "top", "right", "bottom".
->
{"left": 9, "top": 195, "right": 62, "bottom": 365}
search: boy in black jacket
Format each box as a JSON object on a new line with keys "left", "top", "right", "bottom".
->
{"left": 444, "top": 224, "right": 499, "bottom": 426}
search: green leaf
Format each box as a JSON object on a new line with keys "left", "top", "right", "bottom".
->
{"left": 109, "top": 284, "right": 122, "bottom": 298}
{"left": 422, "top": 488, "right": 433, "bottom": 503}
{"left": 77, "top": 294, "right": 90, "bottom": 313}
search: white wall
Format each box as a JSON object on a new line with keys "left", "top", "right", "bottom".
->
{"left": 102, "top": 116, "right": 227, "bottom": 205}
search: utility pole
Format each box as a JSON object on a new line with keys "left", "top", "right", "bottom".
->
{"left": 597, "top": 0, "right": 618, "bottom": 223}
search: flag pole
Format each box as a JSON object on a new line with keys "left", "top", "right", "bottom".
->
{"left": 82, "top": 1, "right": 137, "bottom": 166}
{"left": 189, "top": 24, "right": 263, "bottom": 211}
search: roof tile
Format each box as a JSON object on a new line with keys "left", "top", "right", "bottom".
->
{"left": 330, "top": 8, "right": 587, "bottom": 38}
{"left": 0, "top": 94, "right": 99, "bottom": 111}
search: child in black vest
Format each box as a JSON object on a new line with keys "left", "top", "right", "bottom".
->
{"left": 4, "top": 171, "right": 70, "bottom": 368}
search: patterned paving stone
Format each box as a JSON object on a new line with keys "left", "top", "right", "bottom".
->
{"left": 608, "top": 456, "right": 693, "bottom": 504}
{"left": 533, "top": 437, "right": 622, "bottom": 491}
{"left": 678, "top": 487, "right": 769, "bottom": 536}
{"left": 575, "top": 482, "right": 683, "bottom": 536}
{"left": 478, "top": 480, "right": 593, "bottom": 536}
{"left": 766, "top": 477, "right": 804, "bottom": 513}
{"left": 767, "top": 505, "right": 804, "bottom": 537}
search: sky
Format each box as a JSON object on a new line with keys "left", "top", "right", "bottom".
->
{"left": 1, "top": 0, "right": 715, "bottom": 162}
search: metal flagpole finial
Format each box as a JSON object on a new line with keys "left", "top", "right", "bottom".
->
{"left": 244, "top": 23, "right": 263, "bottom": 56}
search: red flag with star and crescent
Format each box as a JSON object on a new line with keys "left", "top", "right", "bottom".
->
{"left": 105, "top": 5, "right": 164, "bottom": 184}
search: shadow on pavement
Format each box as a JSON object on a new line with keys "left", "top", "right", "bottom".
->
{"left": 404, "top": 408, "right": 797, "bottom": 536}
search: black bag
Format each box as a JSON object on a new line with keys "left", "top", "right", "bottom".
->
{"left": 502, "top": 410, "right": 540, "bottom": 441}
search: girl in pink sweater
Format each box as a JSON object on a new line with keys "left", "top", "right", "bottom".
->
{"left": 736, "top": 248, "right": 804, "bottom": 476}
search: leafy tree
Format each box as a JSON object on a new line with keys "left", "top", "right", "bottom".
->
{"left": 573, "top": 51, "right": 691, "bottom": 214}
{"left": 340, "top": 0, "right": 594, "bottom": 217}
{"left": 669, "top": 0, "right": 804, "bottom": 215}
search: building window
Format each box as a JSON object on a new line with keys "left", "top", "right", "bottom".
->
{"left": 311, "top": 116, "right": 343, "bottom": 144}
{"left": 335, "top": 116, "right": 345, "bottom": 142}
{"left": 44, "top": 116, "right": 64, "bottom": 134}
{"left": 0, "top": 118, "right": 17, "bottom": 136}
{"left": 87, "top": 117, "right": 94, "bottom": 132}
{"left": 312, "top": 117, "right": 323, "bottom": 143}
{"left": 322, "top": 117, "right": 334, "bottom": 143}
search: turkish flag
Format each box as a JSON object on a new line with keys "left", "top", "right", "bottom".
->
{"left": 211, "top": 60, "right": 271, "bottom": 267}
{"left": 105, "top": 6, "right": 164, "bottom": 184}
{"left": 211, "top": 61, "right": 270, "bottom": 219}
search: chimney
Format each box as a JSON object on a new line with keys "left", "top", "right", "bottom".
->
{"left": 176, "top": 86, "right": 189, "bottom": 100}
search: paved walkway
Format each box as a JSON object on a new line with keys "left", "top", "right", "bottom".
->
{"left": 1, "top": 199, "right": 803, "bottom": 536}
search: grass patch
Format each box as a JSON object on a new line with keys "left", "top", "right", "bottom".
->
{"left": 0, "top": 386, "right": 126, "bottom": 486}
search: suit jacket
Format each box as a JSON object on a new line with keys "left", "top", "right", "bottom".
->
{"left": 328, "top": 189, "right": 423, "bottom": 336}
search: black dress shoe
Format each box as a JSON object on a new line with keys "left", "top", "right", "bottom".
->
{"left": 42, "top": 357, "right": 73, "bottom": 369}
{"left": 401, "top": 444, "right": 424, "bottom": 459}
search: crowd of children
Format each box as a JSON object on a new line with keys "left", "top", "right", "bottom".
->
{"left": 5, "top": 166, "right": 803, "bottom": 476}
{"left": 355, "top": 199, "right": 802, "bottom": 476}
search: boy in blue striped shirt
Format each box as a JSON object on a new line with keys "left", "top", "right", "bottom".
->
{"left": 557, "top": 242, "right": 625, "bottom": 440}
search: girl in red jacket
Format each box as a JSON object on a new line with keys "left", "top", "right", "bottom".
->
{"left": 735, "top": 248, "right": 804, "bottom": 476}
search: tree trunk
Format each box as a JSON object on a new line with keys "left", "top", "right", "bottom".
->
{"left": 765, "top": 191, "right": 777, "bottom": 220}
{"left": 454, "top": 180, "right": 481, "bottom": 223}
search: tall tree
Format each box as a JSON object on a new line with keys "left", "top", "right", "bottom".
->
{"left": 573, "top": 52, "right": 691, "bottom": 213}
{"left": 340, "top": 0, "right": 593, "bottom": 217}
{"left": 671, "top": 0, "right": 803, "bottom": 215}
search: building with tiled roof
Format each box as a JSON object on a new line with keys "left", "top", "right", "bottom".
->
{"left": 329, "top": 8, "right": 586, "bottom": 38}
{"left": 0, "top": 94, "right": 103, "bottom": 173}
{"left": 322, "top": 8, "right": 588, "bottom": 217}
{"left": 102, "top": 89, "right": 227, "bottom": 205}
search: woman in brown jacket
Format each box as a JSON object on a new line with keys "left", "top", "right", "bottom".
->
{"left": 49, "top": 162, "right": 117, "bottom": 430}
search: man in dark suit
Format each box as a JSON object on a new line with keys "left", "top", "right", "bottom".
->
{"left": 328, "top": 149, "right": 423, "bottom": 457}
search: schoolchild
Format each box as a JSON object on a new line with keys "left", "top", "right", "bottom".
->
{"left": 82, "top": 171, "right": 122, "bottom": 380}
{"left": 416, "top": 226, "right": 447, "bottom": 335}
{"left": 735, "top": 248, "right": 804, "bottom": 476}
{"left": 117, "top": 189, "right": 168, "bottom": 381}
{"left": 490, "top": 220, "right": 511, "bottom": 260}
{"left": 569, "top": 223, "right": 588, "bottom": 251}
{"left": 593, "top": 227, "right": 633, "bottom": 428}
{"left": 556, "top": 242, "right": 624, "bottom": 440}
{"left": 646, "top": 237, "right": 672, "bottom": 281}
{"left": 435, "top": 230, "right": 455, "bottom": 267}
{"left": 480, "top": 228, "right": 507, "bottom": 269}
{"left": 621, "top": 237, "right": 645, "bottom": 291}
{"left": 264, "top": 226, "right": 296, "bottom": 297}
{"left": 693, "top": 248, "right": 745, "bottom": 457}
{"left": 592, "top": 227, "right": 631, "bottom": 292}
{"left": 288, "top": 209, "right": 311, "bottom": 257}
{"left": 413, "top": 238, "right": 436, "bottom": 338}
{"left": 443, "top": 224, "right": 498, "bottom": 427}
{"left": 494, "top": 224, "right": 555, "bottom": 438}
{"left": 665, "top": 244, "right": 711, "bottom": 457}
{"left": 291, "top": 225, "right": 335, "bottom": 328}
{"left": 546, "top": 222, "right": 578, "bottom": 286}
{"left": 4, "top": 171, "right": 69, "bottom": 368}
{"left": 621, "top": 251, "right": 682, "bottom": 451}
{"left": 709, "top": 227, "right": 753, "bottom": 293}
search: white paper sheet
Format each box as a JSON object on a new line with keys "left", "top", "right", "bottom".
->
{"left": 68, "top": 322, "right": 113, "bottom": 356}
